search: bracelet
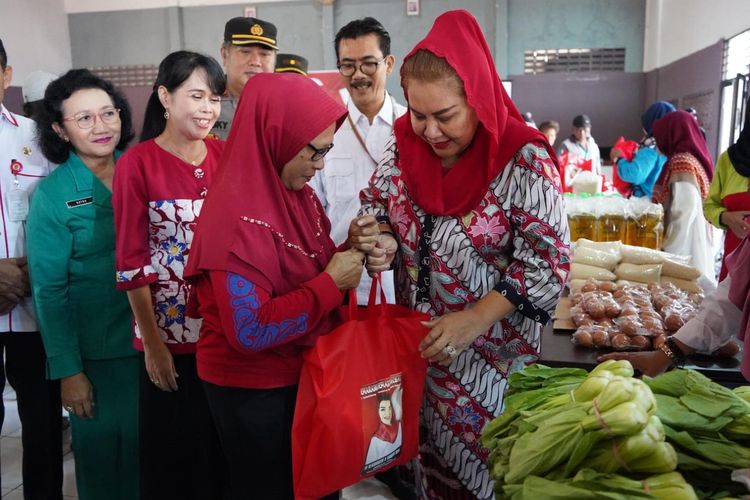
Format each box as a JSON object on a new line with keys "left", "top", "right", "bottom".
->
{"left": 377, "top": 223, "right": 395, "bottom": 238}
{"left": 657, "top": 342, "right": 678, "bottom": 368}
{"left": 662, "top": 336, "right": 686, "bottom": 368}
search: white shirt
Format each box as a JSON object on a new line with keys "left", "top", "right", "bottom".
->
{"left": 674, "top": 277, "right": 740, "bottom": 354}
{"left": 559, "top": 136, "right": 602, "bottom": 174}
{"left": 0, "top": 105, "right": 55, "bottom": 332}
{"left": 662, "top": 181, "right": 716, "bottom": 287}
{"left": 310, "top": 92, "right": 407, "bottom": 305}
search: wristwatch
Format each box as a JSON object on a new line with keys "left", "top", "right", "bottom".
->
{"left": 659, "top": 336, "right": 686, "bottom": 368}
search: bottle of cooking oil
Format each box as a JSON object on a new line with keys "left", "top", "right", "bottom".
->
{"left": 571, "top": 194, "right": 597, "bottom": 242}
{"left": 640, "top": 202, "right": 664, "bottom": 249}
{"left": 594, "top": 194, "right": 624, "bottom": 242}
{"left": 623, "top": 197, "right": 641, "bottom": 246}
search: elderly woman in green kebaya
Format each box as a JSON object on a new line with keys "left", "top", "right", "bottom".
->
{"left": 26, "top": 69, "right": 138, "bottom": 500}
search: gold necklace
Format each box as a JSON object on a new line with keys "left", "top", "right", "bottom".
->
{"left": 160, "top": 140, "right": 208, "bottom": 181}
{"left": 164, "top": 141, "right": 206, "bottom": 166}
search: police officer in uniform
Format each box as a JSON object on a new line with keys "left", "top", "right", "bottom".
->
{"left": 275, "top": 53, "right": 308, "bottom": 76}
{"left": 211, "top": 17, "right": 278, "bottom": 140}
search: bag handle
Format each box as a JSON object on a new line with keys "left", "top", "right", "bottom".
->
{"left": 346, "top": 274, "right": 388, "bottom": 319}
{"left": 347, "top": 289, "right": 358, "bottom": 318}
{"left": 367, "top": 273, "right": 388, "bottom": 308}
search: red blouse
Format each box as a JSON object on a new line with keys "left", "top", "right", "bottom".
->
{"left": 113, "top": 138, "right": 224, "bottom": 353}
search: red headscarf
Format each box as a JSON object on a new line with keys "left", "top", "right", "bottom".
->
{"left": 651, "top": 111, "right": 714, "bottom": 202}
{"left": 374, "top": 420, "right": 399, "bottom": 443}
{"left": 396, "top": 10, "right": 555, "bottom": 216}
{"left": 185, "top": 74, "right": 347, "bottom": 296}
{"left": 374, "top": 396, "right": 399, "bottom": 443}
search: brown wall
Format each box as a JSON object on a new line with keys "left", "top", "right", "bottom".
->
{"left": 4, "top": 87, "right": 24, "bottom": 116}
{"left": 509, "top": 41, "right": 724, "bottom": 158}
{"left": 509, "top": 71, "right": 647, "bottom": 150}
{"left": 643, "top": 40, "right": 724, "bottom": 159}
{"left": 119, "top": 85, "right": 152, "bottom": 142}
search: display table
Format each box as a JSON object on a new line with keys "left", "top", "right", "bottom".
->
{"left": 539, "top": 324, "right": 744, "bottom": 386}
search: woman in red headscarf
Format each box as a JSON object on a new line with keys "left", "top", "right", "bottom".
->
{"left": 184, "top": 73, "right": 363, "bottom": 499}
{"left": 349, "top": 10, "right": 570, "bottom": 499}
{"left": 652, "top": 110, "right": 717, "bottom": 284}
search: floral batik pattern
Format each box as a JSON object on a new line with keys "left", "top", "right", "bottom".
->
{"left": 122, "top": 198, "right": 204, "bottom": 344}
{"left": 360, "top": 137, "right": 570, "bottom": 499}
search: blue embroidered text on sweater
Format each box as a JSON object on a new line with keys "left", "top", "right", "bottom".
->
{"left": 227, "top": 273, "right": 309, "bottom": 351}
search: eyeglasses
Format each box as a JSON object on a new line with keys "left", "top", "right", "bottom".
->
{"left": 308, "top": 142, "right": 334, "bottom": 161}
{"left": 337, "top": 58, "right": 386, "bottom": 77}
{"left": 63, "top": 107, "right": 121, "bottom": 129}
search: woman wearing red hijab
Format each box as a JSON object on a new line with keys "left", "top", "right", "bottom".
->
{"left": 349, "top": 10, "right": 570, "bottom": 499}
{"left": 184, "top": 74, "right": 363, "bottom": 499}
{"left": 652, "top": 110, "right": 717, "bottom": 284}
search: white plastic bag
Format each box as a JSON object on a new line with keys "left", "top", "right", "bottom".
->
{"left": 572, "top": 246, "right": 620, "bottom": 271}
{"left": 661, "top": 259, "right": 702, "bottom": 281}
{"left": 571, "top": 170, "right": 602, "bottom": 194}
{"left": 615, "top": 263, "right": 662, "bottom": 284}
{"left": 571, "top": 263, "right": 616, "bottom": 281}
{"left": 620, "top": 244, "right": 664, "bottom": 265}
{"left": 575, "top": 238, "right": 622, "bottom": 256}
{"left": 660, "top": 276, "right": 703, "bottom": 293}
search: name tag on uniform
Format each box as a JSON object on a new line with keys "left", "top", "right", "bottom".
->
{"left": 7, "top": 187, "right": 29, "bottom": 222}
{"left": 66, "top": 197, "right": 93, "bottom": 208}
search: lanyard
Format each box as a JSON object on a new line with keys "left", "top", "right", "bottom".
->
{"left": 346, "top": 96, "right": 397, "bottom": 166}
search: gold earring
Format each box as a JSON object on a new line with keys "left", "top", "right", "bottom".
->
{"left": 164, "top": 110, "right": 170, "bottom": 120}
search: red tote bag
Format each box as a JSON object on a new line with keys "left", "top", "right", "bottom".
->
{"left": 292, "top": 276, "right": 429, "bottom": 499}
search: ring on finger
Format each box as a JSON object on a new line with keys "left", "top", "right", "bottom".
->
{"left": 443, "top": 344, "right": 458, "bottom": 359}
{"left": 64, "top": 405, "right": 74, "bottom": 413}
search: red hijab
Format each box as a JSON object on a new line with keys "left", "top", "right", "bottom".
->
{"left": 374, "top": 396, "right": 399, "bottom": 443}
{"left": 652, "top": 111, "right": 714, "bottom": 202}
{"left": 185, "top": 74, "right": 347, "bottom": 295}
{"left": 396, "top": 10, "right": 555, "bottom": 217}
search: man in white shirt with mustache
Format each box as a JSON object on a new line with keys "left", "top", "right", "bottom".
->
{"left": 310, "top": 17, "right": 406, "bottom": 309}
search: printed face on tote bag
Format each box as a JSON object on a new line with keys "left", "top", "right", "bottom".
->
{"left": 361, "top": 374, "right": 403, "bottom": 475}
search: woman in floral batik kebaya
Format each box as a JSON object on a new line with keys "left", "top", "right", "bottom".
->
{"left": 349, "top": 10, "right": 570, "bottom": 499}
{"left": 113, "top": 50, "right": 226, "bottom": 500}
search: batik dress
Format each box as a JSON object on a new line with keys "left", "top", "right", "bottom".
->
{"left": 360, "top": 138, "right": 570, "bottom": 499}
{"left": 114, "top": 139, "right": 223, "bottom": 351}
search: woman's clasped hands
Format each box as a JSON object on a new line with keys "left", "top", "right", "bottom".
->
{"left": 348, "top": 215, "right": 398, "bottom": 275}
